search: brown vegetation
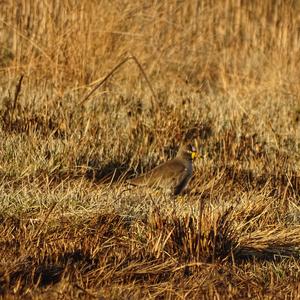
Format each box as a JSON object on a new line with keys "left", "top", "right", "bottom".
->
{"left": 1, "top": 0, "right": 300, "bottom": 298}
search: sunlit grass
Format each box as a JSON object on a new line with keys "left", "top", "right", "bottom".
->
{"left": 1, "top": 0, "right": 300, "bottom": 298}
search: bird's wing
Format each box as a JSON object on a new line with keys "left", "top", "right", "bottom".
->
{"left": 128, "top": 158, "right": 187, "bottom": 187}
{"left": 151, "top": 159, "right": 187, "bottom": 180}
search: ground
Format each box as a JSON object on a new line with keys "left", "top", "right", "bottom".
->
{"left": 0, "top": 1, "right": 300, "bottom": 299}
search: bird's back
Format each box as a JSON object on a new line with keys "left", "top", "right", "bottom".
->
{"left": 128, "top": 157, "right": 192, "bottom": 194}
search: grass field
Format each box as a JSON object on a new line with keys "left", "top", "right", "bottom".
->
{"left": 1, "top": 0, "right": 300, "bottom": 298}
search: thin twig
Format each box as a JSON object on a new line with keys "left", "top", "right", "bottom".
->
{"left": 79, "top": 55, "right": 157, "bottom": 109}
{"left": 73, "top": 283, "right": 98, "bottom": 298}
{"left": 33, "top": 202, "right": 58, "bottom": 240}
{"left": 23, "top": 202, "right": 58, "bottom": 257}
{"left": 12, "top": 74, "right": 24, "bottom": 115}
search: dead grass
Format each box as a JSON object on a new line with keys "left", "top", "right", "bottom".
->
{"left": 1, "top": 0, "right": 300, "bottom": 298}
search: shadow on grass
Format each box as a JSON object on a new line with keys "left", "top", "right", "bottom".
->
{"left": 0, "top": 210, "right": 299, "bottom": 297}
{"left": 212, "top": 166, "right": 300, "bottom": 196}
{"left": 84, "top": 158, "right": 134, "bottom": 184}
{"left": 1, "top": 250, "right": 98, "bottom": 296}
{"left": 233, "top": 247, "right": 300, "bottom": 262}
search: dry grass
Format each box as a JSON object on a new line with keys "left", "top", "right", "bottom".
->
{"left": 1, "top": 0, "right": 300, "bottom": 298}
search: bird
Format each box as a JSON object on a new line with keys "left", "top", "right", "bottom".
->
{"left": 128, "top": 143, "right": 197, "bottom": 195}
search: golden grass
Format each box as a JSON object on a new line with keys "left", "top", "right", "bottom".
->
{"left": 1, "top": 0, "right": 300, "bottom": 298}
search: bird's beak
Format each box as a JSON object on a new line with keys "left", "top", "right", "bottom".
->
{"left": 192, "top": 140, "right": 199, "bottom": 160}
{"left": 191, "top": 151, "right": 197, "bottom": 160}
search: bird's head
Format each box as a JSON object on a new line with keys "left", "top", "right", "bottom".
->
{"left": 177, "top": 143, "right": 198, "bottom": 161}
